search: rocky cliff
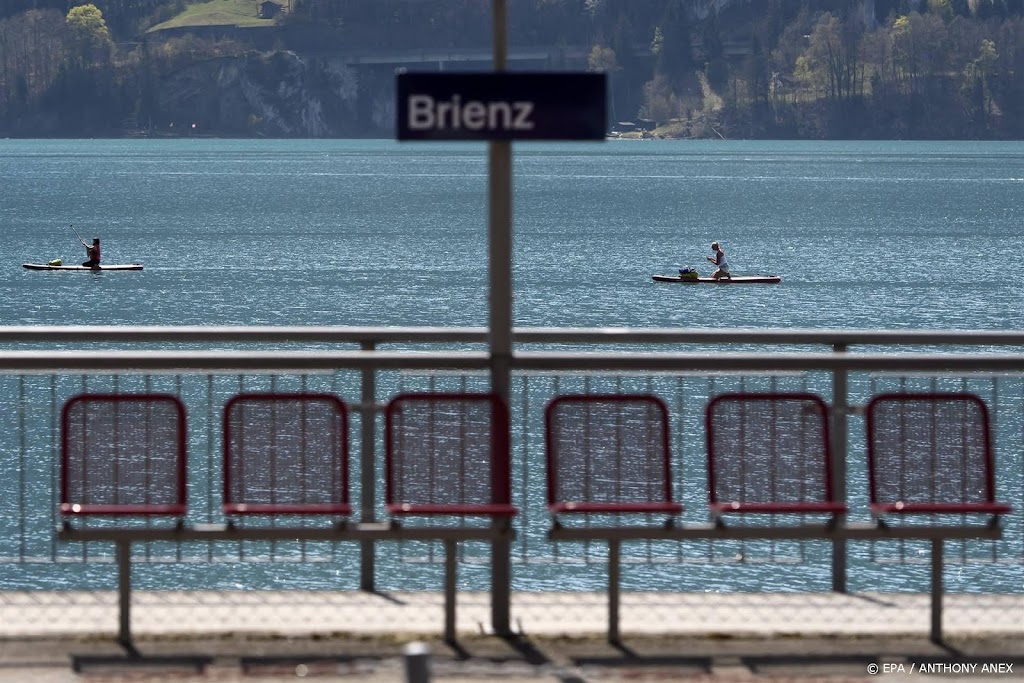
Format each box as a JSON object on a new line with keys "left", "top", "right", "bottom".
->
{"left": 157, "top": 50, "right": 376, "bottom": 137}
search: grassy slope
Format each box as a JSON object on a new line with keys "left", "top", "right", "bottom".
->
{"left": 149, "top": 0, "right": 273, "bottom": 31}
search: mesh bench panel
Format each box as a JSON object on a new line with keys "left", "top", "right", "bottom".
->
{"left": 546, "top": 395, "right": 677, "bottom": 512}
{"left": 61, "top": 394, "right": 186, "bottom": 515}
{"left": 707, "top": 393, "right": 838, "bottom": 511}
{"left": 224, "top": 393, "right": 349, "bottom": 514}
{"left": 867, "top": 393, "right": 998, "bottom": 510}
{"left": 385, "top": 393, "right": 512, "bottom": 514}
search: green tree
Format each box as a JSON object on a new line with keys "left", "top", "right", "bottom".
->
{"left": 796, "top": 13, "right": 863, "bottom": 103}
{"left": 66, "top": 4, "right": 112, "bottom": 66}
{"left": 965, "top": 38, "right": 999, "bottom": 120}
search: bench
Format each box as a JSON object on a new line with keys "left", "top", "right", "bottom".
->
{"left": 865, "top": 392, "right": 1013, "bottom": 639}
{"left": 58, "top": 391, "right": 517, "bottom": 651}
{"left": 547, "top": 391, "right": 1011, "bottom": 643}
{"left": 706, "top": 392, "right": 846, "bottom": 520}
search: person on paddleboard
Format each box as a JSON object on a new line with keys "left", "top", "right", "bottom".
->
{"left": 81, "top": 237, "right": 101, "bottom": 269}
{"left": 706, "top": 241, "right": 730, "bottom": 279}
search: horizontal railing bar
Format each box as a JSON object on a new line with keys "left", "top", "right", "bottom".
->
{"left": 0, "top": 350, "right": 491, "bottom": 373}
{"left": 56, "top": 522, "right": 999, "bottom": 543}
{"left": 0, "top": 326, "right": 488, "bottom": 345}
{"left": 3, "top": 350, "right": 1024, "bottom": 373}
{"left": 550, "top": 523, "right": 1003, "bottom": 542}
{"left": 514, "top": 352, "right": 1024, "bottom": 373}
{"left": 513, "top": 370, "right": 807, "bottom": 377}
{"left": 3, "top": 326, "right": 1024, "bottom": 347}
{"left": 516, "top": 327, "right": 1024, "bottom": 346}
{"left": 58, "top": 524, "right": 512, "bottom": 543}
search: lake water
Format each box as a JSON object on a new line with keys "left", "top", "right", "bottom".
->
{"left": 0, "top": 139, "right": 1021, "bottom": 594}
{"left": 4, "top": 138, "right": 1023, "bottom": 329}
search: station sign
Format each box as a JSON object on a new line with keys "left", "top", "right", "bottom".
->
{"left": 396, "top": 72, "right": 606, "bottom": 141}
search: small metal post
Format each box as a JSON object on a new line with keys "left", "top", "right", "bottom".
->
{"left": 359, "top": 341, "right": 377, "bottom": 591}
{"left": 608, "top": 539, "right": 621, "bottom": 643}
{"left": 403, "top": 641, "right": 431, "bottom": 683}
{"left": 444, "top": 539, "right": 457, "bottom": 643}
{"left": 930, "top": 538, "right": 944, "bottom": 643}
{"left": 831, "top": 343, "right": 848, "bottom": 593}
{"left": 116, "top": 540, "right": 134, "bottom": 653}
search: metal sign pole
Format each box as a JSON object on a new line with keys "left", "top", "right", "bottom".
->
{"left": 488, "top": 0, "right": 513, "bottom": 636}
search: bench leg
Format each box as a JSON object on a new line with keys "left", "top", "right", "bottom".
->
{"left": 116, "top": 540, "right": 137, "bottom": 655}
{"left": 444, "top": 540, "right": 457, "bottom": 643}
{"left": 608, "top": 539, "right": 620, "bottom": 644}
{"left": 930, "top": 538, "right": 944, "bottom": 643}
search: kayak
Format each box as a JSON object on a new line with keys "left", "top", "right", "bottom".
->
{"left": 23, "top": 263, "right": 143, "bottom": 271}
{"left": 653, "top": 274, "right": 781, "bottom": 284}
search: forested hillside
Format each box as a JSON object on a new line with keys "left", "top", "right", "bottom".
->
{"left": 1, "top": 0, "right": 1023, "bottom": 138}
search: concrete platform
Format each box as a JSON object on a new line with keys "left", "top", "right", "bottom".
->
{"left": 0, "top": 591, "right": 1018, "bottom": 681}
{"left": 0, "top": 590, "right": 1019, "bottom": 638}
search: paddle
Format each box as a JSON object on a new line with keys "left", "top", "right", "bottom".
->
{"left": 70, "top": 223, "right": 86, "bottom": 246}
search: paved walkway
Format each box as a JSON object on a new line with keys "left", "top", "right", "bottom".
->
{"left": 0, "top": 591, "right": 1018, "bottom": 681}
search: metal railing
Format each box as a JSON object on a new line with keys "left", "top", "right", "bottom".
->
{"left": 0, "top": 326, "right": 1020, "bottom": 639}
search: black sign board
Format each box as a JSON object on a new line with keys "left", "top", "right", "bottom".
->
{"left": 396, "top": 72, "right": 606, "bottom": 141}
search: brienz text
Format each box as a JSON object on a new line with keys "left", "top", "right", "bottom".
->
{"left": 407, "top": 95, "right": 535, "bottom": 132}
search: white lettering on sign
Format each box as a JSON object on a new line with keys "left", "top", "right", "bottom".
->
{"left": 408, "top": 94, "right": 535, "bottom": 132}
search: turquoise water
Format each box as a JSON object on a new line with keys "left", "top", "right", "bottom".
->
{"left": 4, "top": 138, "right": 1023, "bottom": 329}
{"left": 0, "top": 139, "right": 1021, "bottom": 594}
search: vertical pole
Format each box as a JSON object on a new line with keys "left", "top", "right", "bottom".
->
{"left": 608, "top": 539, "right": 621, "bottom": 643}
{"left": 403, "top": 641, "right": 432, "bottom": 683}
{"left": 489, "top": 0, "right": 513, "bottom": 637}
{"left": 831, "top": 343, "right": 848, "bottom": 593}
{"left": 930, "top": 538, "right": 944, "bottom": 643}
{"left": 360, "top": 341, "right": 377, "bottom": 591}
{"left": 444, "top": 539, "right": 457, "bottom": 643}
{"left": 116, "top": 540, "right": 133, "bottom": 652}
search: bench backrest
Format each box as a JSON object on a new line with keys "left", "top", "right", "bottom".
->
{"left": 706, "top": 393, "right": 842, "bottom": 514}
{"left": 385, "top": 393, "right": 515, "bottom": 516}
{"left": 545, "top": 394, "right": 682, "bottom": 514}
{"left": 61, "top": 393, "right": 187, "bottom": 516}
{"left": 866, "top": 393, "right": 1007, "bottom": 514}
{"left": 223, "top": 393, "right": 350, "bottom": 515}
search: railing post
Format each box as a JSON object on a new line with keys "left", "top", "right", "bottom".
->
{"left": 831, "top": 343, "right": 848, "bottom": 593}
{"left": 116, "top": 540, "right": 135, "bottom": 653}
{"left": 488, "top": 0, "right": 514, "bottom": 637}
{"left": 608, "top": 539, "right": 621, "bottom": 643}
{"left": 359, "top": 341, "right": 377, "bottom": 591}
{"left": 444, "top": 539, "right": 457, "bottom": 643}
{"left": 930, "top": 538, "right": 944, "bottom": 643}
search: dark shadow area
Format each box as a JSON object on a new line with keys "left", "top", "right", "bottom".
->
{"left": 70, "top": 653, "right": 211, "bottom": 674}
{"left": 441, "top": 635, "right": 585, "bottom": 683}
{"left": 366, "top": 590, "right": 407, "bottom": 605}
{"left": 610, "top": 640, "right": 638, "bottom": 658}
{"left": 573, "top": 653, "right": 713, "bottom": 673}
{"left": 931, "top": 639, "right": 965, "bottom": 656}
{"left": 442, "top": 639, "right": 472, "bottom": 660}
{"left": 497, "top": 633, "right": 550, "bottom": 666}
{"left": 845, "top": 593, "right": 900, "bottom": 607}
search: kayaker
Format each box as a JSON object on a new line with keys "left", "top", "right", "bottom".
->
{"left": 81, "top": 237, "right": 101, "bottom": 269}
{"left": 706, "top": 241, "right": 730, "bottom": 279}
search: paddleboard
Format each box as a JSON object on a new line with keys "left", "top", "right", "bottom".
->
{"left": 23, "top": 263, "right": 143, "bottom": 271}
{"left": 652, "top": 274, "right": 781, "bottom": 284}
